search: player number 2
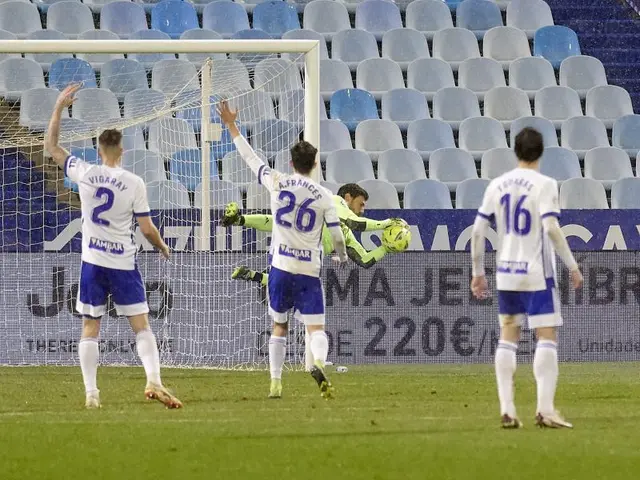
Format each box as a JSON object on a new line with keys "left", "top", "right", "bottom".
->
{"left": 91, "top": 187, "right": 115, "bottom": 226}
{"left": 275, "top": 191, "right": 316, "bottom": 232}
{"left": 499, "top": 193, "right": 531, "bottom": 235}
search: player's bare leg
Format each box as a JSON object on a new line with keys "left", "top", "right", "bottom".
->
{"left": 307, "top": 324, "right": 334, "bottom": 399}
{"left": 534, "top": 327, "right": 571, "bottom": 428}
{"left": 496, "top": 316, "right": 521, "bottom": 428}
{"left": 268, "top": 321, "right": 287, "bottom": 398}
{"left": 129, "top": 313, "right": 182, "bottom": 409}
{"left": 79, "top": 317, "right": 101, "bottom": 409}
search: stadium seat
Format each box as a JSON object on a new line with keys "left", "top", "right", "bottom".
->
{"left": 254, "top": 58, "right": 302, "bottom": 95}
{"left": 25, "top": 30, "right": 72, "bottom": 71}
{"left": 246, "top": 183, "right": 271, "bottom": 210}
{"left": 561, "top": 116, "right": 609, "bottom": 159}
{"left": 122, "top": 125, "right": 147, "bottom": 151}
{"left": 282, "top": 29, "right": 329, "bottom": 64}
{"left": 19, "top": 87, "right": 68, "bottom": 129}
{"left": 274, "top": 149, "right": 294, "bottom": 174}
{"left": 72, "top": 88, "right": 121, "bottom": 127}
{"left": 330, "top": 88, "right": 378, "bottom": 131}
{"left": 429, "top": 147, "right": 478, "bottom": 191}
{"left": 0, "top": 58, "right": 46, "bottom": 102}
{"left": 432, "top": 27, "right": 480, "bottom": 71}
{"left": 377, "top": 149, "right": 426, "bottom": 191}
{"left": 209, "top": 58, "right": 251, "bottom": 95}
{"left": 149, "top": 117, "right": 198, "bottom": 158}
{"left": 228, "top": 89, "right": 276, "bottom": 128}
{"left": 508, "top": 57, "right": 557, "bottom": 100}
{"left": 535, "top": 86, "right": 583, "bottom": 129}
{"left": 325, "top": 149, "right": 375, "bottom": 184}
{"left": 539, "top": 147, "right": 581, "bottom": 183}
{"left": 147, "top": 180, "right": 192, "bottom": 209}
{"left": 253, "top": 1, "right": 299, "bottom": 38}
{"left": 129, "top": 30, "right": 174, "bottom": 67}
{"left": 407, "top": 58, "right": 455, "bottom": 101}
{"left": 510, "top": 116, "right": 558, "bottom": 147}
{"left": 101, "top": 59, "right": 149, "bottom": 101}
{"left": 230, "top": 29, "right": 277, "bottom": 68}
{"left": 0, "top": 30, "right": 18, "bottom": 64}
{"left": 202, "top": 1, "right": 249, "bottom": 38}
{"left": 320, "top": 59, "right": 353, "bottom": 101}
{"left": 77, "top": 30, "right": 123, "bottom": 69}
{"left": 458, "top": 58, "right": 506, "bottom": 101}
{"left": 122, "top": 149, "right": 167, "bottom": 183}
{"left": 355, "top": 119, "right": 404, "bottom": 162}
{"left": 432, "top": 87, "right": 480, "bottom": 130}
{"left": 303, "top": 0, "right": 350, "bottom": 40}
{"left": 356, "top": 58, "right": 405, "bottom": 101}
{"left": 559, "top": 56, "right": 607, "bottom": 99}
{"left": 83, "top": 0, "right": 122, "bottom": 14}
{"left": 459, "top": 117, "right": 507, "bottom": 160}
{"left": 533, "top": 25, "right": 581, "bottom": 70}
{"left": 483, "top": 26, "right": 530, "bottom": 70}
{"left": 559, "top": 178, "right": 609, "bottom": 209}
{"left": 456, "top": 0, "right": 503, "bottom": 38}
{"left": 179, "top": 29, "right": 225, "bottom": 65}
{"left": 64, "top": 147, "right": 99, "bottom": 191}
{"left": 456, "top": 178, "right": 490, "bottom": 209}
{"left": 277, "top": 89, "right": 327, "bottom": 126}
{"left": 194, "top": 179, "right": 242, "bottom": 208}
{"left": 320, "top": 119, "right": 352, "bottom": 162}
{"left": 506, "top": 0, "right": 554, "bottom": 39}
{"left": 382, "top": 28, "right": 430, "bottom": 72}
{"left": 584, "top": 147, "right": 633, "bottom": 190}
{"left": 355, "top": 0, "right": 402, "bottom": 41}
{"left": 47, "top": 1, "right": 93, "bottom": 38}
{"left": 210, "top": 124, "right": 248, "bottom": 160}
{"left": 151, "top": 0, "right": 198, "bottom": 39}
{"left": 0, "top": 2, "right": 41, "bottom": 38}
{"left": 481, "top": 147, "right": 518, "bottom": 179}
{"left": 50, "top": 58, "right": 97, "bottom": 91}
{"left": 332, "top": 29, "right": 379, "bottom": 71}
{"left": 484, "top": 86, "right": 531, "bottom": 129}
{"left": 586, "top": 85, "right": 634, "bottom": 130}
{"left": 404, "top": 179, "right": 452, "bottom": 209}
{"left": 251, "top": 119, "right": 300, "bottom": 156}
{"left": 613, "top": 115, "right": 640, "bottom": 157}
{"left": 151, "top": 59, "right": 199, "bottom": 97}
{"left": 357, "top": 179, "right": 400, "bottom": 208}
{"left": 381, "top": 88, "right": 430, "bottom": 131}
{"left": 100, "top": 1, "right": 148, "bottom": 39}
{"left": 405, "top": 0, "right": 453, "bottom": 40}
{"left": 221, "top": 150, "right": 267, "bottom": 190}
{"left": 50, "top": 118, "right": 94, "bottom": 154}
{"left": 407, "top": 118, "right": 456, "bottom": 160}
{"left": 611, "top": 178, "right": 640, "bottom": 209}
{"left": 320, "top": 181, "right": 340, "bottom": 194}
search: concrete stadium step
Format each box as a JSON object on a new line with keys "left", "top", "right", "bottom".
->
{"left": 587, "top": 48, "right": 640, "bottom": 64}
{"left": 568, "top": 19, "right": 640, "bottom": 34}
{"left": 579, "top": 34, "right": 640, "bottom": 49}
{"left": 550, "top": 6, "right": 630, "bottom": 21}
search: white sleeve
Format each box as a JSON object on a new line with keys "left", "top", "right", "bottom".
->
{"left": 64, "top": 155, "right": 91, "bottom": 183}
{"left": 324, "top": 197, "right": 347, "bottom": 259}
{"left": 476, "top": 182, "right": 495, "bottom": 222}
{"left": 543, "top": 216, "right": 578, "bottom": 271}
{"left": 232, "top": 134, "right": 280, "bottom": 191}
{"left": 133, "top": 179, "right": 151, "bottom": 217}
{"left": 539, "top": 179, "right": 561, "bottom": 219}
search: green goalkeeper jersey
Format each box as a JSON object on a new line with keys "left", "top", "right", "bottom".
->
{"left": 320, "top": 196, "right": 370, "bottom": 256}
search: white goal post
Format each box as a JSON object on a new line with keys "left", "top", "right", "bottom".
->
{"left": 0, "top": 39, "right": 321, "bottom": 369}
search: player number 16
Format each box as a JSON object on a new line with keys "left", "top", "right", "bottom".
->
{"left": 499, "top": 193, "right": 531, "bottom": 235}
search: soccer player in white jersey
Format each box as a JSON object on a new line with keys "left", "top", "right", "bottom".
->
{"left": 217, "top": 100, "right": 348, "bottom": 399}
{"left": 45, "top": 84, "right": 182, "bottom": 409}
{"left": 470, "top": 127, "right": 583, "bottom": 429}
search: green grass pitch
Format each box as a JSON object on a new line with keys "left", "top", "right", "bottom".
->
{"left": 1, "top": 363, "right": 640, "bottom": 480}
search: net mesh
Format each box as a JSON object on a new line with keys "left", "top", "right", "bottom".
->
{"left": 0, "top": 48, "right": 311, "bottom": 369}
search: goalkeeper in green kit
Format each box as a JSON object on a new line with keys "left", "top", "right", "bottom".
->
{"left": 222, "top": 183, "right": 408, "bottom": 286}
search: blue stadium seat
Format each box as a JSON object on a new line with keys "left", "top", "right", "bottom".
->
{"left": 46, "top": 1, "right": 94, "bottom": 38}
{"left": 253, "top": 1, "right": 300, "bottom": 38}
{"left": 382, "top": 28, "right": 431, "bottom": 71}
{"left": 561, "top": 116, "right": 609, "bottom": 159}
{"left": 407, "top": 58, "right": 455, "bottom": 101}
{"left": 101, "top": 59, "right": 149, "bottom": 101}
{"left": 507, "top": 0, "right": 554, "bottom": 39}
{"left": 481, "top": 147, "right": 517, "bottom": 179}
{"left": 129, "top": 29, "right": 174, "bottom": 67}
{"left": 539, "top": 147, "right": 581, "bottom": 183}
{"left": 459, "top": 117, "right": 507, "bottom": 160}
{"left": 405, "top": 0, "right": 453, "bottom": 41}
{"left": 533, "top": 25, "right": 581, "bottom": 70}
{"left": 64, "top": 147, "right": 99, "bottom": 192}
{"left": 151, "top": 0, "right": 198, "bottom": 39}
{"left": 251, "top": 119, "right": 300, "bottom": 156}
{"left": 381, "top": 88, "right": 430, "bottom": 131}
{"left": 377, "top": 148, "right": 426, "bottom": 191}
{"left": 122, "top": 149, "right": 167, "bottom": 183}
{"left": 202, "top": 1, "right": 249, "bottom": 38}
{"left": 355, "top": 119, "right": 404, "bottom": 162}
{"left": 510, "top": 116, "right": 558, "bottom": 147}
{"left": 429, "top": 148, "right": 478, "bottom": 191}
{"left": 355, "top": 0, "right": 402, "bottom": 41}
{"left": 586, "top": 85, "right": 634, "bottom": 130}
{"left": 560, "top": 178, "right": 609, "bottom": 209}
{"left": 100, "top": 1, "right": 148, "bottom": 39}
{"left": 325, "top": 149, "right": 375, "bottom": 184}
{"left": 613, "top": 115, "right": 640, "bottom": 157}
{"left": 26, "top": 30, "right": 72, "bottom": 71}
{"left": 358, "top": 179, "right": 400, "bottom": 208}
{"left": 584, "top": 147, "right": 633, "bottom": 190}
{"left": 170, "top": 149, "right": 220, "bottom": 192}
{"left": 303, "top": 0, "right": 350, "bottom": 40}
{"left": 320, "top": 59, "right": 353, "bottom": 101}
{"left": 407, "top": 118, "right": 455, "bottom": 160}
{"left": 456, "top": 0, "right": 503, "bottom": 39}
{"left": 356, "top": 58, "right": 405, "bottom": 101}
{"left": 331, "top": 29, "right": 379, "bottom": 71}
{"left": 77, "top": 30, "right": 124, "bottom": 69}
{"left": 404, "top": 179, "right": 452, "bottom": 209}
{"left": 330, "top": 88, "right": 378, "bottom": 131}
{"left": 456, "top": 178, "right": 490, "bottom": 209}
{"left": 320, "top": 119, "right": 352, "bottom": 162}
{"left": 49, "top": 58, "right": 97, "bottom": 90}
{"left": 611, "top": 178, "right": 640, "bottom": 209}
{"left": 0, "top": 2, "right": 41, "bottom": 38}
{"left": 147, "top": 180, "right": 192, "bottom": 209}
{"left": 194, "top": 179, "right": 242, "bottom": 209}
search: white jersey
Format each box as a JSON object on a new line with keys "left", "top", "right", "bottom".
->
{"left": 478, "top": 168, "right": 560, "bottom": 292}
{"left": 65, "top": 155, "right": 150, "bottom": 271}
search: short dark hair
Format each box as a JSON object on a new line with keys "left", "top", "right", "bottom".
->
{"left": 337, "top": 183, "right": 369, "bottom": 201}
{"left": 290, "top": 140, "right": 318, "bottom": 175}
{"left": 514, "top": 127, "right": 544, "bottom": 162}
{"left": 98, "top": 129, "right": 122, "bottom": 149}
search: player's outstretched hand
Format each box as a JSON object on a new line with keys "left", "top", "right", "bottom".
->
{"left": 217, "top": 100, "right": 237, "bottom": 127}
{"left": 160, "top": 245, "right": 171, "bottom": 260}
{"left": 570, "top": 268, "right": 583, "bottom": 290}
{"left": 471, "top": 275, "right": 490, "bottom": 300}
{"left": 55, "top": 83, "right": 82, "bottom": 109}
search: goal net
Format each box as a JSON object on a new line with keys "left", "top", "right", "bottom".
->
{"left": 0, "top": 39, "right": 321, "bottom": 369}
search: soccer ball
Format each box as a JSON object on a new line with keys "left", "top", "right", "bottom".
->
{"left": 382, "top": 224, "right": 411, "bottom": 253}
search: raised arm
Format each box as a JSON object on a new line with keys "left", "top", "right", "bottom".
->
{"left": 217, "top": 100, "right": 266, "bottom": 177}
{"left": 45, "top": 84, "right": 81, "bottom": 169}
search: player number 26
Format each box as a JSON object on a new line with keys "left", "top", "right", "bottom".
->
{"left": 499, "top": 193, "right": 531, "bottom": 235}
{"left": 275, "top": 191, "right": 316, "bottom": 232}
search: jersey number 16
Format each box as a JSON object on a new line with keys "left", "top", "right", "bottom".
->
{"left": 500, "top": 193, "right": 531, "bottom": 235}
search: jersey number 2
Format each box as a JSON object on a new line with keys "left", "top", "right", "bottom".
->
{"left": 91, "top": 187, "right": 115, "bottom": 226}
{"left": 275, "top": 191, "right": 316, "bottom": 232}
{"left": 500, "top": 193, "right": 531, "bottom": 235}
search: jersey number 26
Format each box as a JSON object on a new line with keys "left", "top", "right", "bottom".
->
{"left": 275, "top": 191, "right": 316, "bottom": 232}
{"left": 500, "top": 193, "right": 531, "bottom": 235}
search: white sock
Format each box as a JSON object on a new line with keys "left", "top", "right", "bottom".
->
{"left": 269, "top": 335, "right": 287, "bottom": 380}
{"left": 534, "top": 340, "right": 559, "bottom": 415}
{"left": 495, "top": 340, "right": 517, "bottom": 417}
{"left": 79, "top": 337, "right": 99, "bottom": 395}
{"left": 309, "top": 331, "right": 329, "bottom": 367}
{"left": 304, "top": 331, "right": 314, "bottom": 372}
{"left": 136, "top": 329, "right": 162, "bottom": 386}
